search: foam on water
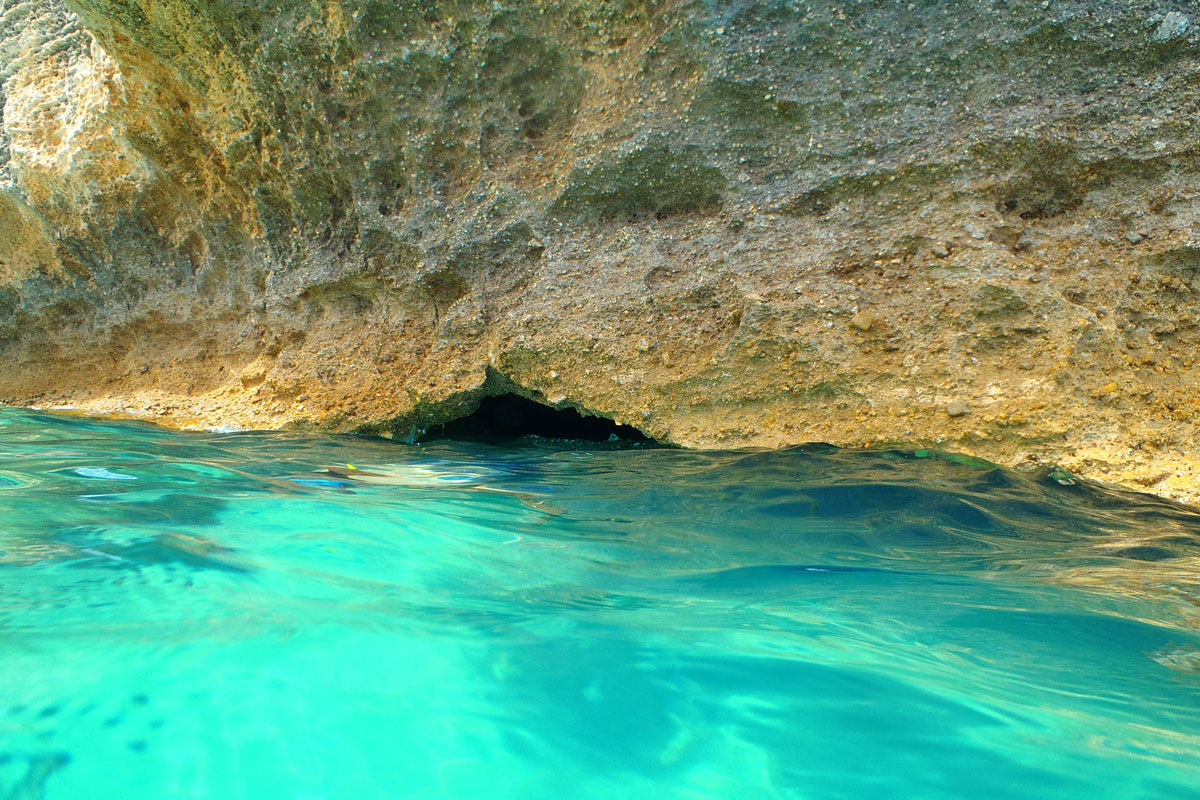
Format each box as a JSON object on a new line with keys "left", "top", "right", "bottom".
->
{"left": 0, "top": 408, "right": 1198, "bottom": 799}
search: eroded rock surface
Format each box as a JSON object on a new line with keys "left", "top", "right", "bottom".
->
{"left": 2, "top": 0, "right": 1200, "bottom": 501}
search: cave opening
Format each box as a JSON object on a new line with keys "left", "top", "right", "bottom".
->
{"left": 419, "top": 393, "right": 655, "bottom": 444}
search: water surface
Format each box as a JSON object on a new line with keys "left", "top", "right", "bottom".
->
{"left": 1, "top": 408, "right": 1199, "bottom": 798}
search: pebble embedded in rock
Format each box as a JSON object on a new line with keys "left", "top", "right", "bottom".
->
{"left": 1125, "top": 231, "right": 1144, "bottom": 244}
{"left": 851, "top": 310, "right": 877, "bottom": 331}
{"left": 988, "top": 226, "right": 1023, "bottom": 250}
{"left": 947, "top": 400, "right": 969, "bottom": 417}
{"left": 1154, "top": 12, "right": 1191, "bottom": 43}
{"left": 931, "top": 241, "right": 950, "bottom": 258}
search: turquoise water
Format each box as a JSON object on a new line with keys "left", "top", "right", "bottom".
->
{"left": 1, "top": 409, "right": 1199, "bottom": 799}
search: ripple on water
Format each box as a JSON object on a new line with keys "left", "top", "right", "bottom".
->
{"left": 0, "top": 470, "right": 36, "bottom": 490}
{"left": 0, "top": 409, "right": 1198, "bottom": 800}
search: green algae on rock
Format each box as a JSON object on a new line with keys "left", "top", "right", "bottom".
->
{"left": 554, "top": 140, "right": 727, "bottom": 220}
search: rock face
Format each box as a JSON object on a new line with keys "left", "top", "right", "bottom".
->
{"left": 2, "top": 0, "right": 1200, "bottom": 501}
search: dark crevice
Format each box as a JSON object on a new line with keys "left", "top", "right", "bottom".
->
{"left": 418, "top": 392, "right": 654, "bottom": 444}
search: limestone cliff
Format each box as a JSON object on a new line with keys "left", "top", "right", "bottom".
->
{"left": 2, "top": 0, "right": 1200, "bottom": 501}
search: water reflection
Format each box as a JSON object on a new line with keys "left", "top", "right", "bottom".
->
{"left": 0, "top": 408, "right": 1198, "bottom": 799}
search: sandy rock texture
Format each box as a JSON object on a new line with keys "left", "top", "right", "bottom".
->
{"left": 1, "top": 0, "right": 1200, "bottom": 502}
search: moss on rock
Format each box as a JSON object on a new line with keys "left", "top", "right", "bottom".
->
{"left": 554, "top": 140, "right": 727, "bottom": 220}
{"left": 481, "top": 33, "right": 586, "bottom": 143}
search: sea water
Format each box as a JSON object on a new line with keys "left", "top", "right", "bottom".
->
{"left": 0, "top": 407, "right": 1198, "bottom": 799}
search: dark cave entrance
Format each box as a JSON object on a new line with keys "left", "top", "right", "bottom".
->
{"left": 419, "top": 393, "right": 654, "bottom": 444}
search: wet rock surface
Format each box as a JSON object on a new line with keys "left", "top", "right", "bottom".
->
{"left": 2, "top": 0, "right": 1200, "bottom": 502}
